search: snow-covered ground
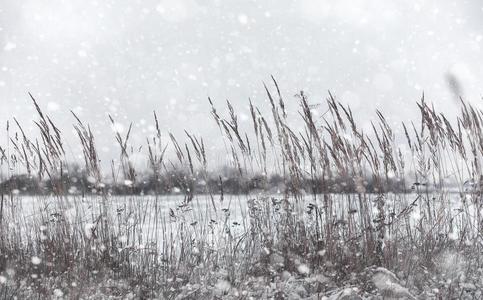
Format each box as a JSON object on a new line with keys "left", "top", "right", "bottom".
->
{"left": 2, "top": 192, "right": 483, "bottom": 298}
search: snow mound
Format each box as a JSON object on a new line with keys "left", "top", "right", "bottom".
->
{"left": 372, "top": 267, "right": 415, "bottom": 299}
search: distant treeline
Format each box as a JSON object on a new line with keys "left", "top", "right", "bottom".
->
{"left": 0, "top": 165, "right": 407, "bottom": 196}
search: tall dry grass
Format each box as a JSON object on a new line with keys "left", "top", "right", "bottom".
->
{"left": 1, "top": 79, "right": 483, "bottom": 298}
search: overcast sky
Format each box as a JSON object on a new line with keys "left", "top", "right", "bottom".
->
{"left": 1, "top": 0, "right": 483, "bottom": 166}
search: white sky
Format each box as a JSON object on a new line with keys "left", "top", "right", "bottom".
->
{"left": 1, "top": 0, "right": 482, "bottom": 166}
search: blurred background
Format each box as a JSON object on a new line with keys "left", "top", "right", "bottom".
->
{"left": 0, "top": 0, "right": 482, "bottom": 166}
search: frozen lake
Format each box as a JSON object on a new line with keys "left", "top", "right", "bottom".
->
{"left": 3, "top": 191, "right": 478, "bottom": 249}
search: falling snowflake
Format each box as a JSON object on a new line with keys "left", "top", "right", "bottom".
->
{"left": 31, "top": 256, "right": 42, "bottom": 265}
